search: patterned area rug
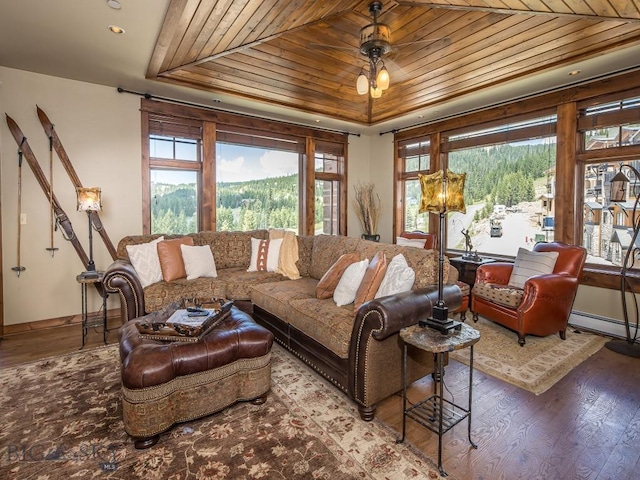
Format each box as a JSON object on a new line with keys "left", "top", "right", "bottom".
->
{"left": 450, "top": 317, "right": 607, "bottom": 395}
{"left": 0, "top": 343, "right": 449, "bottom": 479}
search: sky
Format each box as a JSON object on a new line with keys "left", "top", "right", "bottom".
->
{"left": 150, "top": 143, "right": 299, "bottom": 185}
{"left": 216, "top": 144, "right": 298, "bottom": 183}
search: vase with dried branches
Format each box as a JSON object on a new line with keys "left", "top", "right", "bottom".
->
{"left": 353, "top": 182, "right": 381, "bottom": 241}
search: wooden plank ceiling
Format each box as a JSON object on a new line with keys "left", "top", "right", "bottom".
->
{"left": 147, "top": 0, "right": 640, "bottom": 126}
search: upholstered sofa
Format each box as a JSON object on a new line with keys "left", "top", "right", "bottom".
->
{"left": 104, "top": 230, "right": 462, "bottom": 420}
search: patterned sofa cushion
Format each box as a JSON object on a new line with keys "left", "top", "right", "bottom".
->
{"left": 309, "top": 235, "right": 361, "bottom": 280}
{"left": 251, "top": 278, "right": 318, "bottom": 323}
{"left": 472, "top": 282, "right": 524, "bottom": 309}
{"left": 287, "top": 297, "right": 356, "bottom": 359}
{"left": 143, "top": 277, "right": 227, "bottom": 313}
{"left": 221, "top": 267, "right": 286, "bottom": 300}
{"left": 194, "top": 230, "right": 268, "bottom": 269}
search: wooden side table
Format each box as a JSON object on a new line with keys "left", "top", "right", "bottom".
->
{"left": 76, "top": 271, "right": 108, "bottom": 349}
{"left": 449, "top": 255, "right": 496, "bottom": 287}
{"left": 397, "top": 323, "right": 480, "bottom": 477}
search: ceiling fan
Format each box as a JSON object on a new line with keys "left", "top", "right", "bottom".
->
{"left": 310, "top": 1, "right": 448, "bottom": 99}
{"left": 356, "top": 1, "right": 392, "bottom": 98}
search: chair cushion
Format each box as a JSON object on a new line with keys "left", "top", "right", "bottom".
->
{"left": 473, "top": 282, "right": 524, "bottom": 309}
{"left": 508, "top": 247, "right": 559, "bottom": 289}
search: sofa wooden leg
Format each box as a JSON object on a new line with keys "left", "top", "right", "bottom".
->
{"left": 358, "top": 405, "right": 376, "bottom": 421}
{"left": 518, "top": 336, "right": 526, "bottom": 347}
{"left": 134, "top": 435, "right": 160, "bottom": 450}
{"left": 472, "top": 311, "right": 479, "bottom": 323}
{"left": 559, "top": 330, "right": 566, "bottom": 340}
{"left": 251, "top": 393, "right": 268, "bottom": 405}
{"left": 459, "top": 310, "right": 467, "bottom": 322}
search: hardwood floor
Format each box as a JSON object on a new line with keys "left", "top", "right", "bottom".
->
{"left": 1, "top": 324, "right": 638, "bottom": 479}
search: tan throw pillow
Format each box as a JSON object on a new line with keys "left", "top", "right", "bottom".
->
{"left": 354, "top": 251, "right": 388, "bottom": 310}
{"left": 316, "top": 252, "right": 361, "bottom": 299}
{"left": 508, "top": 247, "right": 559, "bottom": 289}
{"left": 126, "top": 236, "right": 164, "bottom": 288}
{"left": 157, "top": 237, "right": 194, "bottom": 282}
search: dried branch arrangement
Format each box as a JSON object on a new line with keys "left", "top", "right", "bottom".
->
{"left": 353, "top": 182, "right": 380, "bottom": 236}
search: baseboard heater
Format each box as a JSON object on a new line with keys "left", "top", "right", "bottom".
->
{"left": 569, "top": 311, "right": 626, "bottom": 339}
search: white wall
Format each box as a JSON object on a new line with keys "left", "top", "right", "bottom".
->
{"left": 346, "top": 133, "right": 371, "bottom": 238}
{"left": 1, "top": 67, "right": 142, "bottom": 326}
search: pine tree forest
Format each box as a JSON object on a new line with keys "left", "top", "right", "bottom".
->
{"left": 151, "top": 141, "right": 556, "bottom": 235}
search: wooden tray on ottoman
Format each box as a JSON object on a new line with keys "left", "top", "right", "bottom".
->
{"left": 135, "top": 298, "right": 233, "bottom": 342}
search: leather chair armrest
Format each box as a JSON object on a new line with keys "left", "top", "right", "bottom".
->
{"left": 519, "top": 274, "right": 579, "bottom": 319}
{"left": 103, "top": 259, "right": 146, "bottom": 322}
{"left": 476, "top": 262, "right": 514, "bottom": 285}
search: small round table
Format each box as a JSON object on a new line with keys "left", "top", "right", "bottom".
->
{"left": 397, "top": 322, "right": 480, "bottom": 477}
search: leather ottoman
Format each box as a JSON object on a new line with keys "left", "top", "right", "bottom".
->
{"left": 118, "top": 306, "right": 274, "bottom": 449}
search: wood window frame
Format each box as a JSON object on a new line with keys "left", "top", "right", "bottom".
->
{"left": 393, "top": 69, "right": 640, "bottom": 291}
{"left": 141, "top": 99, "right": 347, "bottom": 236}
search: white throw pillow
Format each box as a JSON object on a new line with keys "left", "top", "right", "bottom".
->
{"left": 508, "top": 247, "right": 559, "bottom": 289}
{"left": 247, "top": 237, "right": 283, "bottom": 272}
{"left": 333, "top": 259, "right": 369, "bottom": 306}
{"left": 126, "top": 236, "right": 164, "bottom": 288}
{"left": 396, "top": 236, "right": 426, "bottom": 249}
{"left": 181, "top": 244, "right": 217, "bottom": 280}
{"left": 375, "top": 254, "right": 416, "bottom": 298}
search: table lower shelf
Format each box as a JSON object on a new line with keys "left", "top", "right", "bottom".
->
{"left": 405, "top": 394, "right": 470, "bottom": 436}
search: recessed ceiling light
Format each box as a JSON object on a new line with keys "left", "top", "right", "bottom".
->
{"left": 108, "top": 25, "right": 125, "bottom": 34}
{"left": 315, "top": 119, "right": 321, "bottom": 123}
{"left": 418, "top": 115, "right": 424, "bottom": 119}
{"left": 569, "top": 70, "right": 581, "bottom": 76}
{"left": 107, "top": 0, "right": 121, "bottom": 9}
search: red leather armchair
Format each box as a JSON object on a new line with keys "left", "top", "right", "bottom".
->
{"left": 470, "top": 242, "right": 587, "bottom": 346}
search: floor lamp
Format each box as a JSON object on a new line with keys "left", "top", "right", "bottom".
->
{"left": 607, "top": 166, "right": 640, "bottom": 358}
{"left": 417, "top": 169, "right": 466, "bottom": 334}
{"left": 77, "top": 187, "right": 102, "bottom": 279}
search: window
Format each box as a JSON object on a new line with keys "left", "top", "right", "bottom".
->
{"left": 396, "top": 140, "right": 431, "bottom": 233}
{"left": 147, "top": 123, "right": 203, "bottom": 234}
{"left": 216, "top": 140, "right": 300, "bottom": 232}
{"left": 314, "top": 141, "right": 346, "bottom": 235}
{"left": 151, "top": 169, "right": 199, "bottom": 234}
{"left": 583, "top": 97, "right": 640, "bottom": 150}
{"left": 578, "top": 94, "right": 640, "bottom": 268}
{"left": 445, "top": 116, "right": 557, "bottom": 257}
{"left": 142, "top": 101, "right": 346, "bottom": 236}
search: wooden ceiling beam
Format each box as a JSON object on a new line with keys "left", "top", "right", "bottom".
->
{"left": 397, "top": 2, "right": 640, "bottom": 22}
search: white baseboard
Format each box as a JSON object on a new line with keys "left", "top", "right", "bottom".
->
{"left": 569, "top": 311, "right": 627, "bottom": 339}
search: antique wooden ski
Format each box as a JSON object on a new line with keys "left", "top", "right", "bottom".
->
{"left": 36, "top": 106, "right": 117, "bottom": 260}
{"left": 5, "top": 114, "right": 104, "bottom": 295}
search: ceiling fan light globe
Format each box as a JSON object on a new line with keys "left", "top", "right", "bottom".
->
{"left": 370, "top": 86, "right": 382, "bottom": 98}
{"left": 377, "top": 67, "right": 390, "bottom": 90}
{"left": 356, "top": 74, "right": 369, "bottom": 95}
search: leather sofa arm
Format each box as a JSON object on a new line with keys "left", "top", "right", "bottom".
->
{"left": 475, "top": 262, "right": 514, "bottom": 285}
{"left": 352, "top": 284, "right": 463, "bottom": 343}
{"left": 103, "top": 259, "right": 146, "bottom": 322}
